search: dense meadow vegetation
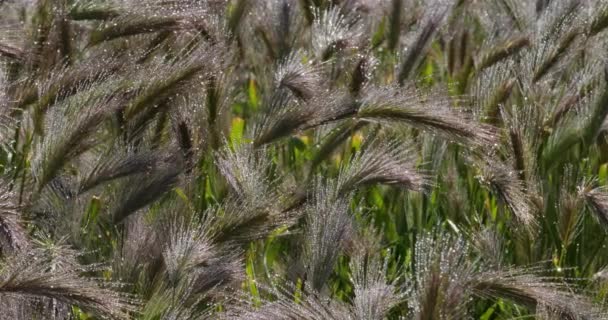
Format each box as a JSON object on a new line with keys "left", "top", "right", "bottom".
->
{"left": 4, "top": 0, "right": 608, "bottom": 318}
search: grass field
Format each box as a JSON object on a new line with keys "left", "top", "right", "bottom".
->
{"left": 2, "top": 0, "right": 608, "bottom": 318}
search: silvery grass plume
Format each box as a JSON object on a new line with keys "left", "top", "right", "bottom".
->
{"left": 0, "top": 67, "right": 16, "bottom": 143}
{"left": 348, "top": 228, "right": 406, "bottom": 320}
{"left": 113, "top": 214, "right": 162, "bottom": 292}
{"left": 169, "top": 67, "right": 236, "bottom": 155}
{"left": 204, "top": 190, "right": 301, "bottom": 245}
{"left": 475, "top": 35, "right": 529, "bottom": 73}
{"left": 257, "top": 67, "right": 497, "bottom": 149}
{"left": 397, "top": 0, "right": 452, "bottom": 84}
{"left": 122, "top": 43, "right": 232, "bottom": 133}
{"left": 108, "top": 152, "right": 182, "bottom": 224}
{"left": 337, "top": 136, "right": 429, "bottom": 195}
{"left": 408, "top": 233, "right": 475, "bottom": 319}
{"left": 275, "top": 51, "right": 324, "bottom": 101}
{"left": 28, "top": 176, "right": 81, "bottom": 239}
{"left": 245, "top": 0, "right": 304, "bottom": 61}
{"left": 251, "top": 51, "right": 328, "bottom": 146}
{"left": 311, "top": 6, "right": 364, "bottom": 61}
{"left": 31, "top": 86, "right": 121, "bottom": 193}
{"left": 77, "top": 146, "right": 164, "bottom": 194}
{"left": 213, "top": 144, "right": 300, "bottom": 243}
{"left": 309, "top": 119, "right": 368, "bottom": 169}
{"left": 0, "top": 185, "right": 27, "bottom": 254}
{"left": 471, "top": 267, "right": 608, "bottom": 320}
{"left": 226, "top": 228, "right": 404, "bottom": 320}
{"left": 231, "top": 231, "right": 608, "bottom": 320}
{"left": 476, "top": 0, "right": 532, "bottom": 34}
{"left": 411, "top": 231, "right": 608, "bottom": 319}
{"left": 357, "top": 85, "right": 497, "bottom": 148}
{"left": 216, "top": 144, "right": 274, "bottom": 201}
{"left": 161, "top": 215, "right": 241, "bottom": 298}
{"left": 114, "top": 203, "right": 243, "bottom": 319}
{"left": 227, "top": 285, "right": 352, "bottom": 320}
{"left": 587, "top": 0, "right": 608, "bottom": 37}
{"left": 303, "top": 178, "right": 353, "bottom": 292}
{"left": 470, "top": 228, "right": 504, "bottom": 267}
{"left": 542, "top": 66, "right": 608, "bottom": 168}
{"left": 349, "top": 55, "right": 377, "bottom": 95}
{"left": 474, "top": 156, "right": 536, "bottom": 227}
{"left": 10, "top": 53, "right": 125, "bottom": 114}
{"left": 500, "top": 104, "right": 543, "bottom": 187}
{"left": 253, "top": 89, "right": 355, "bottom": 146}
{"left": 163, "top": 218, "right": 214, "bottom": 283}
{"left": 228, "top": 272, "right": 402, "bottom": 320}
{"left": 0, "top": 0, "right": 68, "bottom": 74}
{"left": 545, "top": 61, "right": 603, "bottom": 131}
{"left": 0, "top": 244, "right": 137, "bottom": 319}
{"left": 521, "top": 0, "right": 582, "bottom": 76}
{"left": 579, "top": 178, "right": 608, "bottom": 230}
{"left": 473, "top": 61, "right": 517, "bottom": 123}
{"left": 86, "top": 0, "right": 229, "bottom": 45}
{"left": 290, "top": 132, "right": 430, "bottom": 212}
{"left": 0, "top": 12, "right": 24, "bottom": 63}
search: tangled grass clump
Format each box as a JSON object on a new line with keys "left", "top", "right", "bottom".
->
{"left": 2, "top": 0, "right": 608, "bottom": 318}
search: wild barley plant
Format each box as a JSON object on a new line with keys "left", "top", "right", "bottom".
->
{"left": 1, "top": 0, "right": 608, "bottom": 319}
